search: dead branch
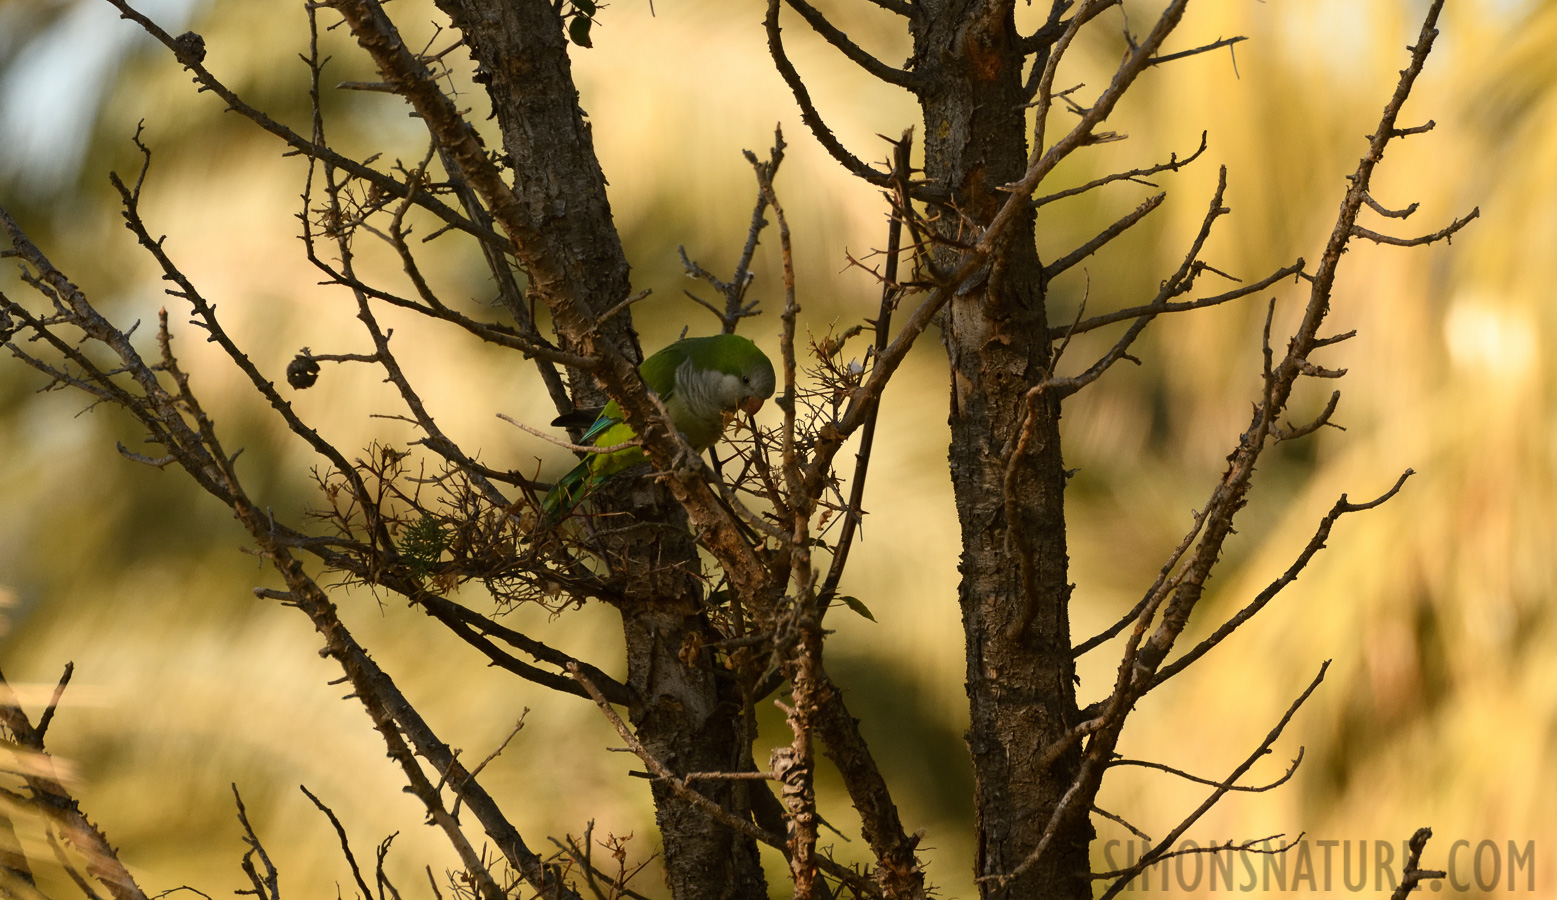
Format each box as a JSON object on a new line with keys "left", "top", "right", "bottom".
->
{"left": 299, "top": 786, "right": 374, "bottom": 900}
{"left": 1363, "top": 193, "right": 1419, "bottom": 219}
{"left": 861, "top": 0, "right": 911, "bottom": 17}
{"left": 1042, "top": 191, "right": 1166, "bottom": 280}
{"left": 415, "top": 593, "right": 630, "bottom": 701}
{"left": 1095, "top": 662, "right": 1328, "bottom": 900}
{"left": 1272, "top": 390, "right": 1342, "bottom": 442}
{"left": 818, "top": 131, "right": 914, "bottom": 617}
{"left": 679, "top": 131, "right": 784, "bottom": 333}
{"left": 498, "top": 414, "right": 639, "bottom": 456}
{"left": 764, "top": 0, "right": 897, "bottom": 191}
{"left": 548, "top": 829, "right": 656, "bottom": 900}
{"left": 1351, "top": 207, "right": 1479, "bottom": 247}
{"left": 781, "top": 0, "right": 921, "bottom": 90}
{"left": 565, "top": 665, "right": 884, "bottom": 899}
{"left": 1147, "top": 35, "right": 1246, "bottom": 68}
{"left": 1090, "top": 806, "right": 1151, "bottom": 843}
{"left": 1109, "top": 748, "right": 1304, "bottom": 794}
{"left": 232, "top": 787, "right": 279, "bottom": 900}
{"left": 1144, "top": 470, "right": 1413, "bottom": 694}
{"left": 0, "top": 666, "right": 146, "bottom": 900}
{"left": 1390, "top": 828, "right": 1447, "bottom": 899}
{"left": 103, "top": 0, "right": 500, "bottom": 248}
{"left": 1032, "top": 132, "right": 1209, "bottom": 208}
{"left": 1054, "top": 260, "right": 1304, "bottom": 339}
{"left": 1025, "top": 168, "right": 1230, "bottom": 408}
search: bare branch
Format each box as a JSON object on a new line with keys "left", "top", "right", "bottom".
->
{"left": 1094, "top": 833, "right": 1298, "bottom": 880}
{"left": 1126, "top": 0, "right": 1460, "bottom": 694}
{"left": 861, "top": 0, "right": 911, "bottom": 16}
{"left": 1055, "top": 260, "right": 1303, "bottom": 339}
{"left": 101, "top": 0, "right": 502, "bottom": 248}
{"left": 231, "top": 787, "right": 278, "bottom": 900}
{"left": 781, "top": 0, "right": 922, "bottom": 89}
{"left": 592, "top": 290, "right": 654, "bottom": 333}
{"left": 1390, "top": 120, "right": 1436, "bottom": 139}
{"left": 412, "top": 592, "right": 632, "bottom": 704}
{"left": 1145, "top": 470, "right": 1414, "bottom": 694}
{"left": 1097, "top": 662, "right": 1329, "bottom": 900}
{"left": 765, "top": 0, "right": 896, "bottom": 189}
{"left": 1042, "top": 191, "right": 1165, "bottom": 280}
{"left": 566, "top": 665, "right": 884, "bottom": 899}
{"left": 818, "top": 131, "right": 913, "bottom": 615}
{"left": 1033, "top": 132, "right": 1209, "bottom": 208}
{"left": 1351, "top": 207, "right": 1479, "bottom": 247}
{"left": 1091, "top": 806, "right": 1151, "bottom": 843}
{"left": 498, "top": 413, "right": 639, "bottom": 456}
{"left": 679, "top": 130, "right": 785, "bottom": 334}
{"left": 1363, "top": 193, "right": 1419, "bottom": 219}
{"left": 1272, "top": 390, "right": 1342, "bottom": 442}
{"left": 33, "top": 663, "right": 72, "bottom": 743}
{"left": 547, "top": 831, "right": 656, "bottom": 900}
{"left": 1034, "top": 168, "right": 1231, "bottom": 400}
{"left": 1146, "top": 35, "right": 1246, "bottom": 68}
{"left": 48, "top": 827, "right": 105, "bottom": 900}
{"left": 112, "top": 442, "right": 176, "bottom": 467}
{"left": 300, "top": 786, "right": 374, "bottom": 900}
{"left": 1109, "top": 747, "right": 1304, "bottom": 794}
{"left": 1390, "top": 828, "right": 1447, "bottom": 899}
{"left": 0, "top": 667, "right": 147, "bottom": 900}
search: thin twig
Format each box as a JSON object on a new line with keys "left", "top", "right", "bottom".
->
{"left": 1109, "top": 748, "right": 1304, "bottom": 794}
{"left": 1095, "top": 662, "right": 1329, "bottom": 900}
{"left": 1093, "top": 833, "right": 1298, "bottom": 880}
{"left": 1147, "top": 35, "right": 1246, "bottom": 68}
{"left": 498, "top": 414, "right": 639, "bottom": 456}
{"left": 565, "top": 665, "right": 884, "bottom": 898}
{"left": 300, "top": 785, "right": 374, "bottom": 900}
{"left": 781, "top": 0, "right": 921, "bottom": 89}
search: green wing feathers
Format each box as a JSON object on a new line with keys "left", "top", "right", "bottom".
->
{"left": 538, "top": 334, "right": 774, "bottom": 523}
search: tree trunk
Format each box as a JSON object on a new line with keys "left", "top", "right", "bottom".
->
{"left": 911, "top": 2, "right": 1090, "bottom": 897}
{"left": 433, "top": 2, "right": 769, "bottom": 896}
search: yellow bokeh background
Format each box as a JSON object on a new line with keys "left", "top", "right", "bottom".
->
{"left": 1, "top": 0, "right": 1552, "bottom": 896}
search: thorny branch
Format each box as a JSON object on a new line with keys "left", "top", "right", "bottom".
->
{"left": 102, "top": 0, "right": 502, "bottom": 248}
{"left": 0, "top": 665, "right": 147, "bottom": 900}
{"left": 567, "top": 666, "right": 882, "bottom": 899}
{"left": 764, "top": 0, "right": 897, "bottom": 192}
{"left": 0, "top": 0, "right": 1469, "bottom": 895}
{"left": 1, "top": 183, "right": 575, "bottom": 900}
{"left": 232, "top": 787, "right": 279, "bottom": 900}
{"left": 779, "top": 0, "right": 921, "bottom": 90}
{"left": 985, "top": 0, "right": 1464, "bottom": 888}
{"left": 679, "top": 134, "right": 785, "bottom": 334}
{"left": 1093, "top": 833, "right": 1297, "bottom": 882}
{"left": 1096, "top": 662, "right": 1329, "bottom": 899}
{"left": 300, "top": 785, "right": 375, "bottom": 900}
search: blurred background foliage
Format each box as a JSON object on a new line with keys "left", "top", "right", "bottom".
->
{"left": 0, "top": 0, "right": 1551, "bottom": 896}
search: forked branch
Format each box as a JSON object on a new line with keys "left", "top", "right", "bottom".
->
{"left": 765, "top": 0, "right": 897, "bottom": 190}
{"left": 1095, "top": 662, "right": 1328, "bottom": 900}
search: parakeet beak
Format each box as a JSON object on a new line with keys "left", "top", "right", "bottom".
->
{"left": 739, "top": 396, "right": 766, "bottom": 415}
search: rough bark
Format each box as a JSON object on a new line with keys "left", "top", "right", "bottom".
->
{"left": 911, "top": 2, "right": 1089, "bottom": 897}
{"left": 432, "top": 0, "right": 634, "bottom": 353}
{"left": 426, "top": 2, "right": 769, "bottom": 896}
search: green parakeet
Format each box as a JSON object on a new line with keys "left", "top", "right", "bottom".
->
{"left": 541, "top": 334, "right": 776, "bottom": 520}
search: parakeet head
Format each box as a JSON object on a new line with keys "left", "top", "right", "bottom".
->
{"left": 696, "top": 334, "right": 776, "bottom": 415}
